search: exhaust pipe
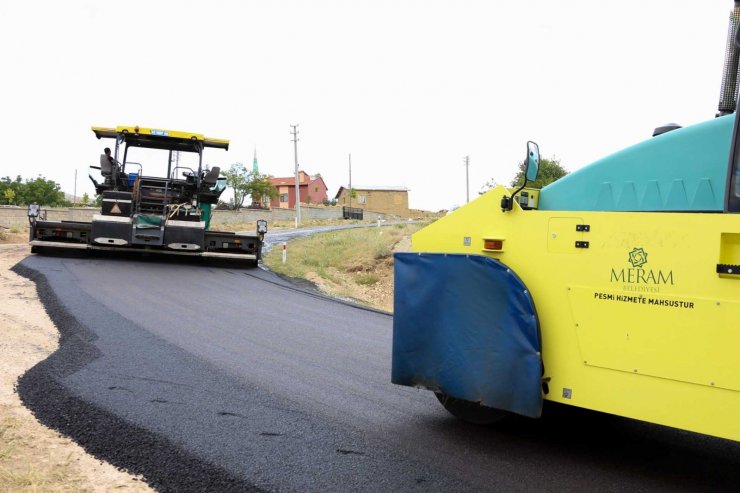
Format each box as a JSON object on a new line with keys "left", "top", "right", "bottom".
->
{"left": 718, "top": 1, "right": 740, "bottom": 116}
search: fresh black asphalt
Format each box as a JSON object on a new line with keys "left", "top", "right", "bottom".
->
{"left": 12, "top": 248, "right": 740, "bottom": 492}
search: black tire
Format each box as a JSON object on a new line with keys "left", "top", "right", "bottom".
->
{"left": 435, "top": 392, "right": 510, "bottom": 425}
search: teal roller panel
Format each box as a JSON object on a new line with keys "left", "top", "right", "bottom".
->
{"left": 539, "top": 115, "right": 732, "bottom": 212}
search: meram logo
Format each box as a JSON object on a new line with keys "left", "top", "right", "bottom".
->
{"left": 628, "top": 247, "right": 648, "bottom": 268}
{"left": 610, "top": 247, "right": 674, "bottom": 288}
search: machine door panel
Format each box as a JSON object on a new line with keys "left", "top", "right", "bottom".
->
{"left": 566, "top": 214, "right": 740, "bottom": 392}
{"left": 569, "top": 286, "right": 740, "bottom": 391}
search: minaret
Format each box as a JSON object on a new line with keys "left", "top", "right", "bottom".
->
{"left": 252, "top": 148, "right": 259, "bottom": 174}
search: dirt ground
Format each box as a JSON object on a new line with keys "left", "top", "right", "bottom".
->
{"left": 0, "top": 240, "right": 153, "bottom": 492}
{"left": 301, "top": 234, "right": 411, "bottom": 313}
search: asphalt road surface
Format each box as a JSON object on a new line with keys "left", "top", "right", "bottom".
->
{"left": 14, "top": 252, "right": 740, "bottom": 492}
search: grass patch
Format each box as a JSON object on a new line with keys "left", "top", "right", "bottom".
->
{"left": 0, "top": 413, "right": 88, "bottom": 493}
{"left": 0, "top": 416, "right": 16, "bottom": 460}
{"left": 355, "top": 273, "right": 380, "bottom": 285}
{"left": 289, "top": 223, "right": 420, "bottom": 273}
{"left": 371, "top": 234, "right": 392, "bottom": 259}
{"left": 209, "top": 218, "right": 366, "bottom": 232}
{"left": 264, "top": 222, "right": 425, "bottom": 309}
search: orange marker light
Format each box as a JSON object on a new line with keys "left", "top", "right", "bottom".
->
{"left": 484, "top": 239, "right": 503, "bottom": 250}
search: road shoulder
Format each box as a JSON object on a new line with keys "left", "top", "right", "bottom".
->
{"left": 0, "top": 244, "right": 152, "bottom": 492}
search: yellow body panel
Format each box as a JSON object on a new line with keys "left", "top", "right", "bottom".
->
{"left": 413, "top": 186, "right": 740, "bottom": 441}
{"left": 91, "top": 126, "right": 229, "bottom": 149}
{"left": 115, "top": 125, "right": 205, "bottom": 141}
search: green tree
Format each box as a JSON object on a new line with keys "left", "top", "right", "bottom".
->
{"left": 223, "top": 163, "right": 277, "bottom": 210}
{"left": 247, "top": 174, "right": 278, "bottom": 207}
{"left": 510, "top": 156, "right": 568, "bottom": 189}
{"left": 19, "top": 176, "right": 66, "bottom": 206}
{"left": 346, "top": 187, "right": 357, "bottom": 206}
{"left": 2, "top": 188, "right": 15, "bottom": 205}
{"left": 81, "top": 192, "right": 91, "bottom": 206}
{"left": 0, "top": 175, "right": 66, "bottom": 206}
{"left": 0, "top": 176, "right": 23, "bottom": 205}
{"left": 223, "top": 163, "right": 251, "bottom": 210}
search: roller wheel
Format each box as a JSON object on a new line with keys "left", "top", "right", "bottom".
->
{"left": 435, "top": 392, "right": 510, "bottom": 425}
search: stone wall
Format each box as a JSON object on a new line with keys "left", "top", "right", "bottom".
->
{"left": 0, "top": 207, "right": 99, "bottom": 227}
{"left": 0, "top": 205, "right": 396, "bottom": 228}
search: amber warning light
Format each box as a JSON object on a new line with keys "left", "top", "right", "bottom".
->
{"left": 483, "top": 239, "right": 504, "bottom": 251}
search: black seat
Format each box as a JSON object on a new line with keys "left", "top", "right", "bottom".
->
{"left": 100, "top": 154, "right": 113, "bottom": 176}
{"left": 203, "top": 166, "right": 220, "bottom": 186}
{"left": 100, "top": 154, "right": 126, "bottom": 190}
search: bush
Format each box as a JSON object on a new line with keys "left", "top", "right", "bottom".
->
{"left": 371, "top": 234, "right": 393, "bottom": 259}
{"left": 355, "top": 273, "right": 379, "bottom": 285}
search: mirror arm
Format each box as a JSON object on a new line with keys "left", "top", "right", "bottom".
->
{"left": 512, "top": 180, "right": 529, "bottom": 205}
{"left": 501, "top": 179, "right": 528, "bottom": 212}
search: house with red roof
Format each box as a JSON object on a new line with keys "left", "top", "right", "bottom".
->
{"left": 267, "top": 171, "right": 328, "bottom": 208}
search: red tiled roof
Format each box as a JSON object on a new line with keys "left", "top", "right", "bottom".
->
{"left": 268, "top": 177, "right": 296, "bottom": 186}
{"left": 268, "top": 172, "right": 312, "bottom": 187}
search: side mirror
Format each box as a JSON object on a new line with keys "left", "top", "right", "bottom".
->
{"left": 256, "top": 219, "right": 268, "bottom": 234}
{"left": 501, "top": 140, "right": 540, "bottom": 212}
{"left": 525, "top": 141, "right": 540, "bottom": 182}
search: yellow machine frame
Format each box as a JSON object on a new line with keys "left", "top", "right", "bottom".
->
{"left": 412, "top": 186, "right": 740, "bottom": 441}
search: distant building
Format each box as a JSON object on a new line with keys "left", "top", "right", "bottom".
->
{"left": 267, "top": 171, "right": 328, "bottom": 208}
{"left": 334, "top": 185, "right": 409, "bottom": 217}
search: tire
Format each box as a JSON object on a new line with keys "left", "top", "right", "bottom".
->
{"left": 435, "top": 392, "right": 510, "bottom": 425}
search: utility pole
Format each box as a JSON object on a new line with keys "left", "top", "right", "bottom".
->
{"left": 348, "top": 153, "right": 352, "bottom": 208}
{"left": 464, "top": 155, "right": 470, "bottom": 203}
{"left": 290, "top": 124, "right": 301, "bottom": 225}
